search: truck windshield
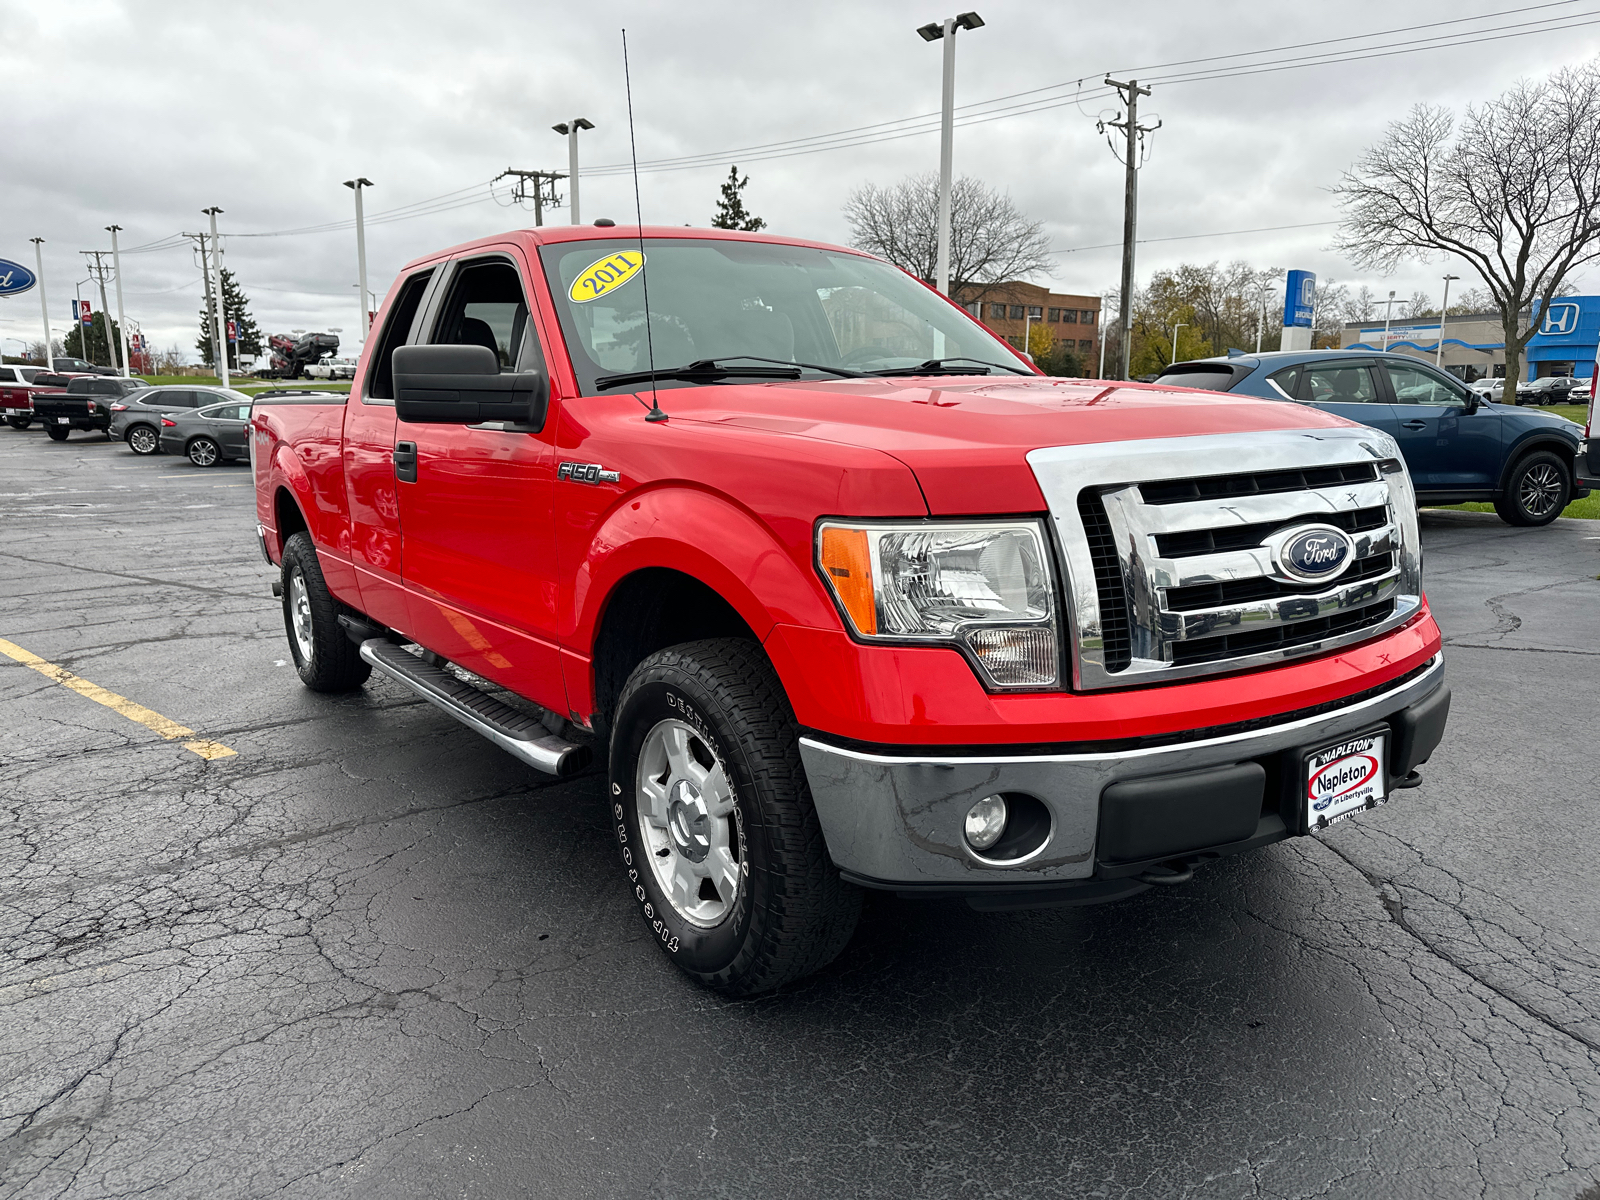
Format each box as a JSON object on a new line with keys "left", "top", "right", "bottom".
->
{"left": 539, "top": 237, "right": 1022, "bottom": 396}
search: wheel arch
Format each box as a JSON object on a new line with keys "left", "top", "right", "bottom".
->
{"left": 1495, "top": 433, "right": 1579, "bottom": 495}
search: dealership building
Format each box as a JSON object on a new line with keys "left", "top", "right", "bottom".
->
{"left": 1340, "top": 296, "right": 1600, "bottom": 382}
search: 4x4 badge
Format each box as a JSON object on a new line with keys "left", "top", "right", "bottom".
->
{"left": 558, "top": 462, "right": 621, "bottom": 484}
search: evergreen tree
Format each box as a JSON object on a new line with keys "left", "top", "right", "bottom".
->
{"left": 63, "top": 311, "right": 122, "bottom": 366}
{"left": 197, "top": 269, "right": 263, "bottom": 369}
{"left": 711, "top": 165, "right": 766, "bottom": 231}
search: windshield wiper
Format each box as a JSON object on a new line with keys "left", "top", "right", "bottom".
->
{"left": 864, "top": 356, "right": 1033, "bottom": 377}
{"left": 594, "top": 356, "right": 865, "bottom": 391}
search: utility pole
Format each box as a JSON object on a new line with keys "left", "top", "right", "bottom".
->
{"left": 496, "top": 169, "right": 567, "bottom": 227}
{"left": 29, "top": 238, "right": 51, "bottom": 370}
{"left": 917, "top": 12, "right": 985, "bottom": 296}
{"left": 343, "top": 179, "right": 373, "bottom": 340}
{"left": 202, "top": 208, "right": 229, "bottom": 387}
{"left": 81, "top": 251, "right": 121, "bottom": 374}
{"left": 1436, "top": 274, "right": 1459, "bottom": 370}
{"left": 106, "top": 226, "right": 130, "bottom": 376}
{"left": 552, "top": 120, "right": 594, "bottom": 225}
{"left": 1102, "top": 77, "right": 1159, "bottom": 380}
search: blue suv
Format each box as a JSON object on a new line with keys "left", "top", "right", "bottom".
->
{"left": 1158, "top": 350, "right": 1588, "bottom": 526}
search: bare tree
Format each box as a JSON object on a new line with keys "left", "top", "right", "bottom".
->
{"left": 844, "top": 174, "right": 1053, "bottom": 298}
{"left": 1334, "top": 61, "right": 1600, "bottom": 391}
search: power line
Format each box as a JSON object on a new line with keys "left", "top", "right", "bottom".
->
{"left": 1050, "top": 220, "right": 1338, "bottom": 255}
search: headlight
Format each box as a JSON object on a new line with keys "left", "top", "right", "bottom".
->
{"left": 816, "top": 519, "right": 1059, "bottom": 689}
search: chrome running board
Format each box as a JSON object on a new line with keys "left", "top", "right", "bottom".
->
{"left": 359, "top": 639, "right": 591, "bottom": 777}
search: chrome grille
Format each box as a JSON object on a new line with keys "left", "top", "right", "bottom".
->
{"left": 1027, "top": 428, "right": 1423, "bottom": 690}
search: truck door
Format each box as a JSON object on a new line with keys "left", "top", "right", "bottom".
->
{"left": 344, "top": 267, "right": 435, "bottom": 631}
{"left": 1379, "top": 359, "right": 1502, "bottom": 493}
{"left": 395, "top": 251, "right": 565, "bottom": 715}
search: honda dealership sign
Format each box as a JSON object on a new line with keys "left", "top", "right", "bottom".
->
{"left": 1280, "top": 270, "right": 1316, "bottom": 351}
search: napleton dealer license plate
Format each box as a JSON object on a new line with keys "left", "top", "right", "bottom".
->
{"left": 1305, "top": 730, "right": 1388, "bottom": 831}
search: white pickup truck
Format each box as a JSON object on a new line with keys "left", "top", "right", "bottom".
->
{"left": 304, "top": 357, "right": 358, "bottom": 381}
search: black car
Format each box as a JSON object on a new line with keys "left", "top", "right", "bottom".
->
{"left": 48, "top": 356, "right": 118, "bottom": 376}
{"left": 157, "top": 400, "right": 253, "bottom": 466}
{"left": 109, "top": 386, "right": 250, "bottom": 455}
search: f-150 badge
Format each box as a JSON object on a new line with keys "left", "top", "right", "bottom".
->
{"left": 559, "top": 462, "right": 621, "bottom": 484}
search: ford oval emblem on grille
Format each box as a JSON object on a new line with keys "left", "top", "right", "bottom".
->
{"left": 1276, "top": 525, "right": 1354, "bottom": 581}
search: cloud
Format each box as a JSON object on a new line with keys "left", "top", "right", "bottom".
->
{"left": 5, "top": 0, "right": 1597, "bottom": 360}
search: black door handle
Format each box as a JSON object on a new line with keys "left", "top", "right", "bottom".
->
{"left": 1400, "top": 420, "right": 1428, "bottom": 430}
{"left": 394, "top": 440, "right": 417, "bottom": 483}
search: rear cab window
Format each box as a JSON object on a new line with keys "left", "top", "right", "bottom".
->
{"left": 364, "top": 269, "right": 434, "bottom": 403}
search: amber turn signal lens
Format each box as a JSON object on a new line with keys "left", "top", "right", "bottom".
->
{"left": 818, "top": 526, "right": 876, "bottom": 635}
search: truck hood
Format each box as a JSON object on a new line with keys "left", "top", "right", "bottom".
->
{"left": 666, "top": 375, "right": 1356, "bottom": 514}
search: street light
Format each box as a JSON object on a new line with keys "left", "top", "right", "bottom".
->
{"left": 1171, "top": 322, "right": 1187, "bottom": 365}
{"left": 1382, "top": 289, "right": 1396, "bottom": 352}
{"left": 917, "top": 11, "right": 984, "bottom": 296}
{"left": 552, "top": 119, "right": 595, "bottom": 225}
{"left": 202, "top": 206, "right": 229, "bottom": 388}
{"left": 343, "top": 179, "right": 374, "bottom": 340}
{"left": 106, "top": 225, "right": 130, "bottom": 377}
{"left": 1436, "top": 274, "right": 1460, "bottom": 369}
{"left": 29, "top": 237, "right": 51, "bottom": 370}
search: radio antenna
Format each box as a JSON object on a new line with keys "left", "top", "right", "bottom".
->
{"left": 622, "top": 28, "right": 667, "bottom": 424}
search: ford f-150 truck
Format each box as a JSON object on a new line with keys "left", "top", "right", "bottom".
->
{"left": 252, "top": 225, "right": 1451, "bottom": 995}
{"left": 34, "top": 374, "right": 150, "bottom": 439}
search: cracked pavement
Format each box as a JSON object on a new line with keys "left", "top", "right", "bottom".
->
{"left": 2, "top": 432, "right": 1598, "bottom": 1199}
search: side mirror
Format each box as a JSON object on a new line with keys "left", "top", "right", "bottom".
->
{"left": 1463, "top": 393, "right": 1481, "bottom": 414}
{"left": 393, "top": 343, "right": 547, "bottom": 428}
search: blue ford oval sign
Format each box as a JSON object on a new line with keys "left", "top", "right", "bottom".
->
{"left": 1277, "top": 526, "right": 1353, "bottom": 581}
{"left": 0, "top": 259, "right": 38, "bottom": 297}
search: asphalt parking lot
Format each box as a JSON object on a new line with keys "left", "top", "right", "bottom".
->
{"left": 2, "top": 429, "right": 1599, "bottom": 1200}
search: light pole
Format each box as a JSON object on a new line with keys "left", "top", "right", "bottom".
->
{"left": 1436, "top": 274, "right": 1459, "bottom": 370}
{"left": 1170, "top": 322, "right": 1187, "bottom": 366}
{"left": 1382, "top": 289, "right": 1396, "bottom": 352}
{"left": 203, "top": 207, "right": 229, "bottom": 387}
{"left": 917, "top": 12, "right": 984, "bottom": 296}
{"left": 552, "top": 120, "right": 595, "bottom": 225}
{"left": 344, "top": 178, "right": 373, "bottom": 341}
{"left": 106, "top": 225, "right": 130, "bottom": 377}
{"left": 29, "top": 238, "right": 51, "bottom": 370}
{"left": 1023, "top": 307, "right": 1037, "bottom": 359}
{"left": 74, "top": 278, "right": 90, "bottom": 363}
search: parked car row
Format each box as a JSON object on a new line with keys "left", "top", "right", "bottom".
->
{"left": 1156, "top": 349, "right": 1593, "bottom": 526}
{"left": 4, "top": 373, "right": 343, "bottom": 468}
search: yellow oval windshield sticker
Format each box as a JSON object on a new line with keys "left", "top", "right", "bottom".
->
{"left": 569, "top": 251, "right": 645, "bottom": 303}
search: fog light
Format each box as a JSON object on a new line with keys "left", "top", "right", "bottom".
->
{"left": 964, "top": 794, "right": 1008, "bottom": 851}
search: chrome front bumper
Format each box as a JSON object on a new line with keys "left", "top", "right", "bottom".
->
{"left": 799, "top": 655, "right": 1445, "bottom": 891}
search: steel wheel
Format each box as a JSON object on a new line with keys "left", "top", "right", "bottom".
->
{"left": 287, "top": 569, "right": 315, "bottom": 665}
{"left": 187, "top": 437, "right": 219, "bottom": 467}
{"left": 1520, "top": 461, "right": 1563, "bottom": 519}
{"left": 634, "top": 717, "right": 742, "bottom": 927}
{"left": 127, "top": 425, "right": 158, "bottom": 455}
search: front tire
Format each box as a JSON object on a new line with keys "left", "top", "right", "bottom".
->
{"left": 281, "top": 531, "right": 371, "bottom": 692}
{"left": 1495, "top": 450, "right": 1570, "bottom": 526}
{"left": 6, "top": 417, "right": 31, "bottom": 430}
{"left": 609, "top": 639, "right": 860, "bottom": 996}
{"left": 46, "top": 425, "right": 69, "bottom": 442}
{"left": 126, "top": 424, "right": 159, "bottom": 455}
{"left": 187, "top": 436, "right": 220, "bottom": 467}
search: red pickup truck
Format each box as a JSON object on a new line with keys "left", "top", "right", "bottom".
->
{"left": 252, "top": 226, "right": 1449, "bottom": 994}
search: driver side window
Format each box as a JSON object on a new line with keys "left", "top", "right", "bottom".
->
{"left": 430, "top": 258, "right": 546, "bottom": 376}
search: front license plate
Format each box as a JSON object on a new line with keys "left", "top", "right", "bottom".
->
{"left": 1305, "top": 730, "right": 1388, "bottom": 831}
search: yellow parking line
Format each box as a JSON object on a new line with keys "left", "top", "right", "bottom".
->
{"left": 0, "top": 637, "right": 237, "bottom": 760}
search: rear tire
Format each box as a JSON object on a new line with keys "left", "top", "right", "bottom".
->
{"left": 126, "top": 424, "right": 159, "bottom": 455}
{"left": 187, "top": 436, "right": 220, "bottom": 467}
{"left": 281, "top": 531, "right": 371, "bottom": 692}
{"left": 1494, "top": 450, "right": 1570, "bottom": 526}
{"left": 609, "top": 638, "right": 861, "bottom": 996}
{"left": 46, "top": 425, "right": 68, "bottom": 442}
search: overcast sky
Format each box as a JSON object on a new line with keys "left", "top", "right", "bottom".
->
{"left": 5, "top": 0, "right": 1600, "bottom": 362}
